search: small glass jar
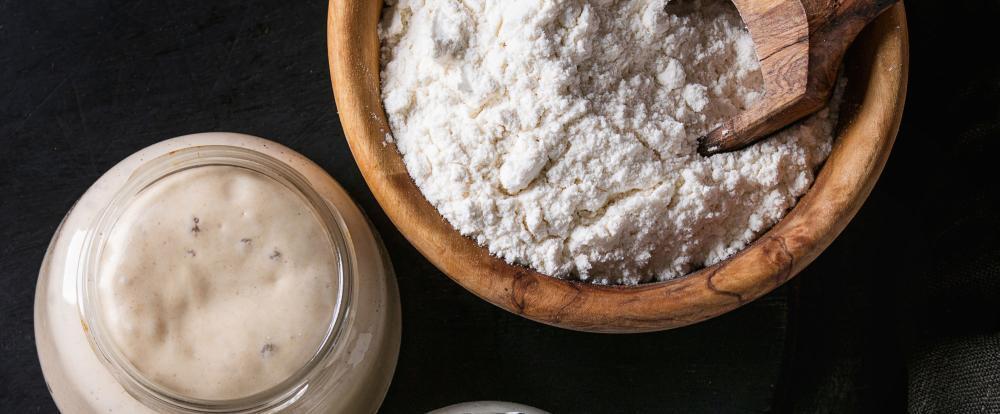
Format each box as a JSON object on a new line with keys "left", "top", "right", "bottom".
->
{"left": 35, "top": 133, "right": 401, "bottom": 413}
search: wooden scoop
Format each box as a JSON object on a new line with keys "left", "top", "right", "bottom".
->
{"left": 697, "top": 0, "right": 899, "bottom": 156}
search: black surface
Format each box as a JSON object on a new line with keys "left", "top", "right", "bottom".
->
{"left": 1, "top": 1, "right": 998, "bottom": 413}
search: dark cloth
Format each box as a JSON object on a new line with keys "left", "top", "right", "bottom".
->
{"left": 909, "top": 334, "right": 1000, "bottom": 413}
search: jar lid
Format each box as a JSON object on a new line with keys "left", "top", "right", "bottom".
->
{"left": 428, "top": 401, "right": 550, "bottom": 414}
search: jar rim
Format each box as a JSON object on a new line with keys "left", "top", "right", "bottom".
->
{"left": 76, "top": 145, "right": 354, "bottom": 413}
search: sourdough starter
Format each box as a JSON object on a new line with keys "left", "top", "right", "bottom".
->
{"left": 97, "top": 166, "right": 338, "bottom": 400}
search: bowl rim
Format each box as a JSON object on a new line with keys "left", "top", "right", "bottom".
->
{"left": 327, "top": 1, "right": 909, "bottom": 333}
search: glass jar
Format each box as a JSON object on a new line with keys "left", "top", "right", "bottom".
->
{"left": 35, "top": 133, "right": 401, "bottom": 413}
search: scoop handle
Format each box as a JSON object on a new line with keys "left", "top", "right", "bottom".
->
{"left": 801, "top": 0, "right": 901, "bottom": 105}
{"left": 697, "top": 0, "right": 900, "bottom": 155}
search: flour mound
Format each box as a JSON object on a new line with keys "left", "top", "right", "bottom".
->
{"left": 379, "top": 0, "right": 839, "bottom": 285}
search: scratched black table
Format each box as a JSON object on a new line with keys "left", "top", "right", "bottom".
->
{"left": 2, "top": 1, "right": 998, "bottom": 412}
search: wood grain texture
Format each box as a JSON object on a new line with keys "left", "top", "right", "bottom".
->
{"left": 328, "top": 1, "right": 909, "bottom": 333}
{"left": 699, "top": 0, "right": 900, "bottom": 155}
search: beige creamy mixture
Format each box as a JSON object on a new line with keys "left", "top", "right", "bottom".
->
{"left": 96, "top": 165, "right": 339, "bottom": 400}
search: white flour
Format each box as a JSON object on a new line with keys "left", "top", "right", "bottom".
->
{"left": 379, "top": 0, "right": 839, "bottom": 284}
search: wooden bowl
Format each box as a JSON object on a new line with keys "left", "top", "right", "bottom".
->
{"left": 327, "top": 1, "right": 909, "bottom": 333}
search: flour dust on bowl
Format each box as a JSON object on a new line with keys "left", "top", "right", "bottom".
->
{"left": 35, "top": 133, "right": 401, "bottom": 413}
{"left": 329, "top": 1, "right": 909, "bottom": 332}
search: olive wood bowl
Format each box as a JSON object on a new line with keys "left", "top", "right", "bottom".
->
{"left": 327, "top": 1, "right": 909, "bottom": 333}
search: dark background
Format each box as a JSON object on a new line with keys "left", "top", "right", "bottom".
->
{"left": 1, "top": 1, "right": 998, "bottom": 413}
